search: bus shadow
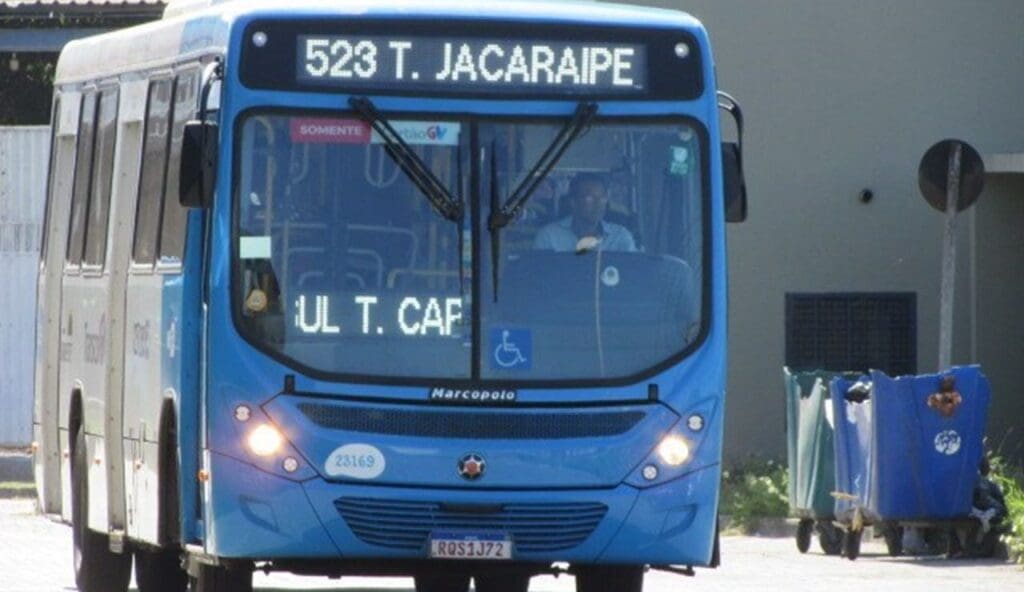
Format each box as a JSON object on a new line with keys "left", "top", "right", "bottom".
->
{"left": 128, "top": 587, "right": 418, "bottom": 592}
{"left": 126, "top": 581, "right": 415, "bottom": 585}
{"left": 869, "top": 555, "right": 1012, "bottom": 569}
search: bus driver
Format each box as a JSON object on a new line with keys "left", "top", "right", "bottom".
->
{"left": 533, "top": 173, "right": 637, "bottom": 253}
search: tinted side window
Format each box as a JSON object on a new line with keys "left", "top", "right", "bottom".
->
{"left": 83, "top": 88, "right": 120, "bottom": 267}
{"left": 132, "top": 79, "right": 174, "bottom": 266}
{"left": 158, "top": 71, "right": 198, "bottom": 264}
{"left": 66, "top": 92, "right": 97, "bottom": 266}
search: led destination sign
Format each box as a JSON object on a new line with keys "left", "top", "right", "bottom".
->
{"left": 242, "top": 21, "right": 703, "bottom": 99}
{"left": 289, "top": 293, "right": 465, "bottom": 338}
{"left": 296, "top": 35, "right": 648, "bottom": 95}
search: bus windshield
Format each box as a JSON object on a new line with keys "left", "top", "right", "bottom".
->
{"left": 234, "top": 111, "right": 705, "bottom": 382}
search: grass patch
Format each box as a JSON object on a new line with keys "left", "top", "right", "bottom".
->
{"left": 720, "top": 457, "right": 789, "bottom": 534}
{"left": 989, "top": 456, "right": 1024, "bottom": 565}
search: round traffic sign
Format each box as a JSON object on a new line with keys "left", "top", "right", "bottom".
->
{"left": 918, "top": 139, "right": 985, "bottom": 213}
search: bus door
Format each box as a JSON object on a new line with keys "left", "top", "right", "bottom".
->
{"left": 122, "top": 71, "right": 198, "bottom": 543}
{"left": 99, "top": 78, "right": 149, "bottom": 534}
{"left": 61, "top": 83, "right": 120, "bottom": 533}
{"left": 57, "top": 88, "right": 100, "bottom": 525}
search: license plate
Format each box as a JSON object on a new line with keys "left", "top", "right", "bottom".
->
{"left": 428, "top": 531, "right": 513, "bottom": 560}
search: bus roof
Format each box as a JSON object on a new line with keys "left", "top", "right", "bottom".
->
{"left": 56, "top": 0, "right": 703, "bottom": 85}
{"left": 166, "top": 0, "right": 700, "bottom": 27}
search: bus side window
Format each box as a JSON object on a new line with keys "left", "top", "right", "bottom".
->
{"left": 66, "top": 91, "right": 98, "bottom": 268}
{"left": 132, "top": 78, "right": 174, "bottom": 268}
{"left": 158, "top": 70, "right": 199, "bottom": 266}
{"left": 82, "top": 88, "right": 120, "bottom": 268}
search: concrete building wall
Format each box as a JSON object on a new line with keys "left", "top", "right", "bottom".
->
{"left": 974, "top": 176, "right": 1024, "bottom": 461}
{"left": 627, "top": 0, "right": 1024, "bottom": 460}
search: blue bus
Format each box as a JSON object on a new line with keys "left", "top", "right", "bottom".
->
{"left": 34, "top": 1, "right": 746, "bottom": 591}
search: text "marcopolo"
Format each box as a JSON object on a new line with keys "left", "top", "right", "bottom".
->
{"left": 429, "top": 388, "right": 518, "bottom": 403}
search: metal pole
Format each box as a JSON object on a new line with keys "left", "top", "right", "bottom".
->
{"left": 937, "top": 143, "right": 961, "bottom": 371}
{"left": 969, "top": 206, "right": 978, "bottom": 362}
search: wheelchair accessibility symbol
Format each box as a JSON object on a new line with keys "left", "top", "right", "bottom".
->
{"left": 491, "top": 328, "right": 531, "bottom": 370}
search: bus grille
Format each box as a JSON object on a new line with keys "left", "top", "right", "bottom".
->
{"left": 299, "top": 403, "right": 644, "bottom": 439}
{"left": 334, "top": 497, "right": 608, "bottom": 552}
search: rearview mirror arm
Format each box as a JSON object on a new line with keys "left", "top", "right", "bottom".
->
{"left": 717, "top": 91, "right": 744, "bottom": 176}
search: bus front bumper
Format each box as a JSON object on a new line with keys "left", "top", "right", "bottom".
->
{"left": 205, "top": 452, "right": 719, "bottom": 568}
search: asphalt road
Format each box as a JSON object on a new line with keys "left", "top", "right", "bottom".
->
{"left": 2, "top": 499, "right": 1021, "bottom": 592}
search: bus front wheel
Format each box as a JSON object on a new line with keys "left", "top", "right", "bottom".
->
{"left": 189, "top": 564, "right": 253, "bottom": 592}
{"left": 575, "top": 565, "right": 643, "bottom": 592}
{"left": 135, "top": 547, "right": 188, "bottom": 592}
{"left": 71, "top": 425, "right": 131, "bottom": 592}
{"left": 136, "top": 412, "right": 188, "bottom": 592}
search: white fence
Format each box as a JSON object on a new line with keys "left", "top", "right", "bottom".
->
{"left": 0, "top": 127, "right": 49, "bottom": 447}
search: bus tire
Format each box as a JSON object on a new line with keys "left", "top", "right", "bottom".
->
{"left": 475, "top": 573, "right": 531, "bottom": 592}
{"left": 575, "top": 565, "right": 643, "bottom": 592}
{"left": 137, "top": 410, "right": 189, "bottom": 592}
{"left": 159, "top": 406, "right": 183, "bottom": 545}
{"left": 135, "top": 547, "right": 188, "bottom": 592}
{"left": 414, "top": 574, "right": 470, "bottom": 592}
{"left": 189, "top": 564, "right": 253, "bottom": 592}
{"left": 71, "top": 425, "right": 131, "bottom": 592}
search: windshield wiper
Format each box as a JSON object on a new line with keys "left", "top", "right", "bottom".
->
{"left": 487, "top": 102, "right": 598, "bottom": 301}
{"left": 488, "top": 102, "right": 598, "bottom": 231}
{"left": 349, "top": 97, "right": 464, "bottom": 222}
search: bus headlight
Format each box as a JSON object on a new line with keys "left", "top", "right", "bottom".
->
{"left": 657, "top": 435, "right": 691, "bottom": 466}
{"left": 625, "top": 398, "right": 718, "bottom": 488}
{"left": 247, "top": 424, "right": 284, "bottom": 457}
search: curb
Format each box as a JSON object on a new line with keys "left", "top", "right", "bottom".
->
{"left": 0, "top": 452, "right": 33, "bottom": 483}
{"left": 0, "top": 486, "right": 36, "bottom": 500}
{"left": 721, "top": 516, "right": 800, "bottom": 538}
{"left": 748, "top": 517, "right": 800, "bottom": 538}
{"left": 722, "top": 516, "right": 873, "bottom": 539}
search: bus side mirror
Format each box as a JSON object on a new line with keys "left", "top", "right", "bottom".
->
{"left": 723, "top": 142, "right": 747, "bottom": 223}
{"left": 180, "top": 120, "right": 218, "bottom": 209}
{"left": 718, "top": 91, "right": 747, "bottom": 223}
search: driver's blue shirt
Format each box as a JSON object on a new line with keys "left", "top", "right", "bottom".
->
{"left": 533, "top": 217, "right": 637, "bottom": 252}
